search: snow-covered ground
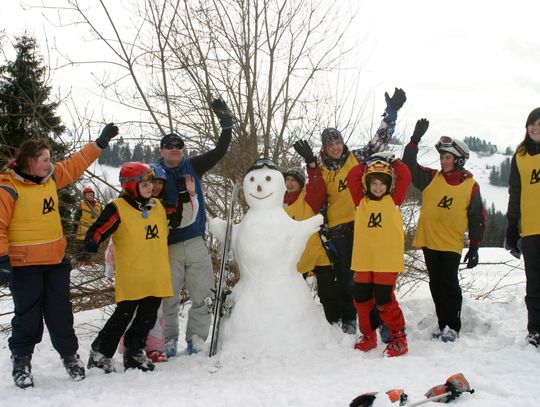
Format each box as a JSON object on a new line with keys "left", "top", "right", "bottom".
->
{"left": 1, "top": 248, "right": 536, "bottom": 406}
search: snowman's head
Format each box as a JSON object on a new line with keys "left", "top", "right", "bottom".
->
{"left": 243, "top": 158, "right": 285, "bottom": 210}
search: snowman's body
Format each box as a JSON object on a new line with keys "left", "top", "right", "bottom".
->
{"left": 209, "top": 165, "right": 339, "bottom": 356}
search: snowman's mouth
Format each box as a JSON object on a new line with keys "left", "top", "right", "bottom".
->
{"left": 249, "top": 192, "right": 273, "bottom": 200}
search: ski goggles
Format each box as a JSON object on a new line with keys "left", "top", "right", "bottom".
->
{"left": 162, "top": 141, "right": 185, "bottom": 150}
{"left": 246, "top": 158, "right": 277, "bottom": 174}
{"left": 119, "top": 169, "right": 156, "bottom": 184}
{"left": 436, "top": 136, "right": 468, "bottom": 158}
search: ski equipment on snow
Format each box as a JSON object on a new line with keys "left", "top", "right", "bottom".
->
{"left": 209, "top": 181, "right": 240, "bottom": 357}
{"left": 350, "top": 373, "right": 474, "bottom": 406}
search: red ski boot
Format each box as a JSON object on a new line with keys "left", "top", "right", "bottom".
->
{"left": 354, "top": 332, "right": 377, "bottom": 352}
{"left": 146, "top": 350, "right": 168, "bottom": 363}
{"left": 384, "top": 330, "right": 408, "bottom": 357}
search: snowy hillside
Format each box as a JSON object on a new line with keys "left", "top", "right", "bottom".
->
{"left": 0, "top": 248, "right": 536, "bottom": 406}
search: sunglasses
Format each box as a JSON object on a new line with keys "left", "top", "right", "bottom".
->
{"left": 163, "top": 143, "right": 184, "bottom": 150}
{"left": 246, "top": 158, "right": 277, "bottom": 174}
{"left": 436, "top": 136, "right": 468, "bottom": 158}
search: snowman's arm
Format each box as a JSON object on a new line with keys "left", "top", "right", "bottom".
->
{"left": 295, "top": 213, "right": 324, "bottom": 240}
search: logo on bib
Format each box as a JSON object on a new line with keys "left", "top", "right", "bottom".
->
{"left": 368, "top": 212, "right": 382, "bottom": 228}
{"left": 145, "top": 224, "right": 160, "bottom": 239}
{"left": 42, "top": 197, "right": 55, "bottom": 214}
{"left": 437, "top": 196, "right": 453, "bottom": 209}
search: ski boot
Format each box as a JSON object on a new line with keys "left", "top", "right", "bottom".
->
{"left": 165, "top": 338, "right": 178, "bottom": 358}
{"left": 12, "top": 355, "right": 33, "bottom": 389}
{"left": 146, "top": 350, "right": 168, "bottom": 363}
{"left": 354, "top": 332, "right": 377, "bottom": 352}
{"left": 124, "top": 349, "right": 155, "bottom": 372}
{"left": 384, "top": 329, "right": 408, "bottom": 357}
{"left": 61, "top": 353, "right": 86, "bottom": 381}
{"left": 341, "top": 319, "right": 357, "bottom": 335}
{"left": 440, "top": 326, "right": 459, "bottom": 343}
{"left": 87, "top": 349, "right": 115, "bottom": 373}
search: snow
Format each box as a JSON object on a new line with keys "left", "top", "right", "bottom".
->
{"left": 1, "top": 248, "right": 536, "bottom": 406}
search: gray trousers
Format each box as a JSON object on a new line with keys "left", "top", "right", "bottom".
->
{"left": 162, "top": 236, "right": 213, "bottom": 343}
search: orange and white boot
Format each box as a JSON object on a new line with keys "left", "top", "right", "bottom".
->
{"left": 383, "top": 329, "right": 408, "bottom": 357}
{"left": 354, "top": 331, "right": 377, "bottom": 352}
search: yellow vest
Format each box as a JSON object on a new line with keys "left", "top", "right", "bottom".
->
{"left": 516, "top": 153, "right": 540, "bottom": 236}
{"left": 413, "top": 173, "right": 474, "bottom": 254}
{"left": 7, "top": 175, "right": 64, "bottom": 247}
{"left": 112, "top": 198, "right": 172, "bottom": 302}
{"left": 351, "top": 195, "right": 404, "bottom": 273}
{"left": 284, "top": 190, "right": 331, "bottom": 273}
{"left": 321, "top": 154, "right": 358, "bottom": 227}
{"left": 75, "top": 200, "right": 102, "bottom": 240}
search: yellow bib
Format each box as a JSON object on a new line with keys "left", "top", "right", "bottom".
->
{"left": 351, "top": 195, "right": 404, "bottom": 273}
{"left": 284, "top": 190, "right": 331, "bottom": 273}
{"left": 413, "top": 173, "right": 474, "bottom": 254}
{"left": 321, "top": 154, "right": 358, "bottom": 227}
{"left": 112, "top": 198, "right": 172, "bottom": 302}
{"left": 7, "top": 175, "right": 63, "bottom": 246}
{"left": 75, "top": 201, "right": 102, "bottom": 240}
{"left": 516, "top": 153, "right": 540, "bottom": 236}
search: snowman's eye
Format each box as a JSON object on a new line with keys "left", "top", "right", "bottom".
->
{"left": 250, "top": 176, "right": 254, "bottom": 182}
{"left": 266, "top": 176, "right": 271, "bottom": 181}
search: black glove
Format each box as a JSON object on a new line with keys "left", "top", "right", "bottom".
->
{"left": 384, "top": 88, "right": 407, "bottom": 112}
{"left": 211, "top": 98, "right": 234, "bottom": 129}
{"left": 463, "top": 246, "right": 479, "bottom": 269}
{"left": 84, "top": 240, "right": 99, "bottom": 253}
{"left": 95, "top": 123, "right": 119, "bottom": 149}
{"left": 293, "top": 139, "right": 317, "bottom": 166}
{"left": 410, "top": 118, "right": 429, "bottom": 144}
{"left": 0, "top": 255, "right": 13, "bottom": 287}
{"left": 505, "top": 225, "right": 521, "bottom": 258}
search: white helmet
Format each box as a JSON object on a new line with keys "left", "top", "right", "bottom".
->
{"left": 435, "top": 136, "right": 469, "bottom": 168}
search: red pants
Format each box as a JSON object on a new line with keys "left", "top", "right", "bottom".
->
{"left": 353, "top": 272, "right": 405, "bottom": 334}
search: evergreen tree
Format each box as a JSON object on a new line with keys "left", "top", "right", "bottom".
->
{"left": 0, "top": 34, "right": 66, "bottom": 161}
{"left": 483, "top": 203, "right": 506, "bottom": 247}
{"left": 131, "top": 142, "right": 144, "bottom": 162}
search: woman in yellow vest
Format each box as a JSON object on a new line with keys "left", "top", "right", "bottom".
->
{"left": 347, "top": 154, "right": 411, "bottom": 357}
{"left": 84, "top": 162, "right": 172, "bottom": 373}
{"left": 505, "top": 107, "right": 540, "bottom": 348}
{"left": 283, "top": 166, "right": 340, "bottom": 324}
{"left": 72, "top": 187, "right": 102, "bottom": 264}
{"left": 0, "top": 123, "right": 118, "bottom": 388}
{"left": 402, "top": 119, "right": 486, "bottom": 343}
{"left": 293, "top": 88, "right": 407, "bottom": 335}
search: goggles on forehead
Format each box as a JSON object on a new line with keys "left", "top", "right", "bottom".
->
{"left": 119, "top": 169, "right": 155, "bottom": 183}
{"left": 246, "top": 158, "right": 277, "bottom": 174}
{"left": 436, "top": 136, "right": 469, "bottom": 159}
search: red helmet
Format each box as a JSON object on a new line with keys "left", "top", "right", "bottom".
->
{"left": 82, "top": 187, "right": 94, "bottom": 195}
{"left": 119, "top": 162, "right": 154, "bottom": 199}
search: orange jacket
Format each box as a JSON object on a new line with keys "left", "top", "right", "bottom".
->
{"left": 0, "top": 143, "right": 101, "bottom": 266}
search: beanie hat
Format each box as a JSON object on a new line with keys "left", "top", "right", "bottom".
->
{"left": 321, "top": 128, "right": 344, "bottom": 145}
{"left": 160, "top": 133, "right": 185, "bottom": 149}
{"left": 283, "top": 167, "right": 306, "bottom": 188}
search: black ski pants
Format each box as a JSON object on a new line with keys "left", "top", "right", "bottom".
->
{"left": 91, "top": 296, "right": 161, "bottom": 358}
{"left": 313, "top": 265, "right": 341, "bottom": 324}
{"left": 423, "top": 248, "right": 462, "bottom": 332}
{"left": 330, "top": 224, "right": 357, "bottom": 323}
{"left": 8, "top": 258, "right": 78, "bottom": 358}
{"left": 523, "top": 234, "right": 540, "bottom": 333}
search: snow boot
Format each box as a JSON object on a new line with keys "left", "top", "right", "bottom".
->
{"left": 61, "top": 353, "right": 86, "bottom": 381}
{"left": 186, "top": 340, "right": 199, "bottom": 355}
{"left": 383, "top": 330, "right": 408, "bottom": 357}
{"left": 440, "top": 326, "right": 459, "bottom": 343}
{"left": 124, "top": 349, "right": 155, "bottom": 372}
{"left": 146, "top": 350, "right": 167, "bottom": 363}
{"left": 432, "top": 327, "right": 442, "bottom": 340}
{"left": 526, "top": 331, "right": 540, "bottom": 347}
{"left": 87, "top": 350, "right": 115, "bottom": 373}
{"left": 164, "top": 338, "right": 178, "bottom": 358}
{"left": 342, "top": 319, "right": 357, "bottom": 335}
{"left": 12, "top": 355, "right": 33, "bottom": 389}
{"left": 354, "top": 332, "right": 377, "bottom": 352}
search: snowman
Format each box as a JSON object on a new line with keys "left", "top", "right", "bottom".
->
{"left": 209, "top": 159, "right": 340, "bottom": 357}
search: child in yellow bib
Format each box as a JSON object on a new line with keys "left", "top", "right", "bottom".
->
{"left": 347, "top": 153, "right": 411, "bottom": 357}
{"left": 84, "top": 162, "right": 172, "bottom": 373}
